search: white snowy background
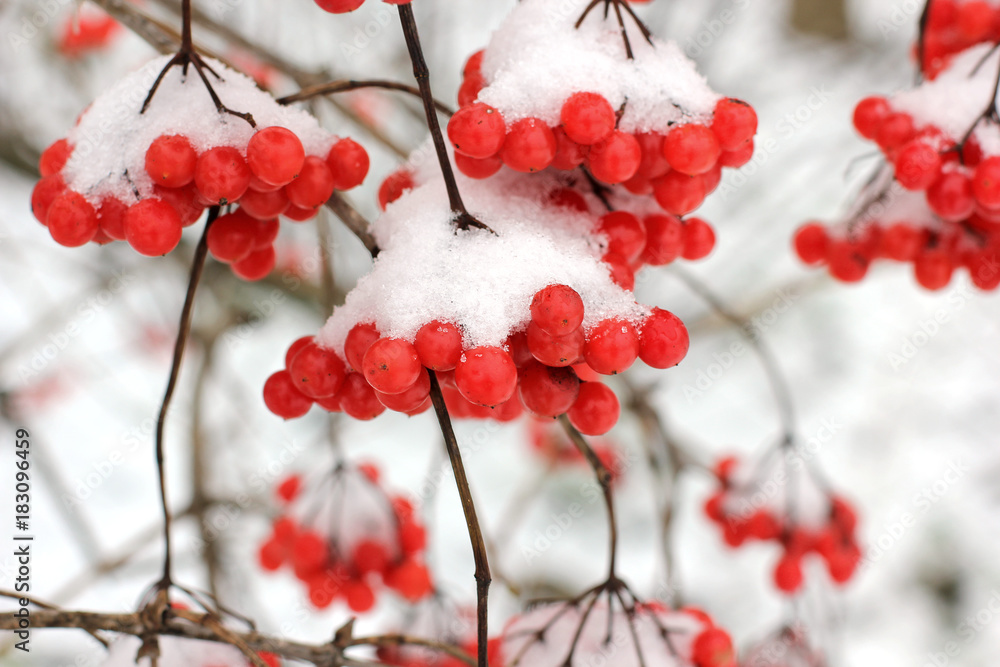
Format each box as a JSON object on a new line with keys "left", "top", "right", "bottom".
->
{"left": 1, "top": 0, "right": 999, "bottom": 666}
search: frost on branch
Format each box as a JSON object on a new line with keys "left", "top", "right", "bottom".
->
{"left": 31, "top": 55, "right": 368, "bottom": 275}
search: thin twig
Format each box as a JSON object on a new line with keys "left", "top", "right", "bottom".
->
{"left": 279, "top": 79, "right": 454, "bottom": 115}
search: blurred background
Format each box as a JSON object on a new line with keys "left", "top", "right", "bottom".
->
{"left": 1, "top": 0, "right": 1000, "bottom": 665}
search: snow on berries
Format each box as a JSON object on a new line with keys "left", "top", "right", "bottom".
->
{"left": 263, "top": 159, "right": 691, "bottom": 434}
{"left": 448, "top": 0, "right": 757, "bottom": 217}
{"left": 31, "top": 54, "right": 368, "bottom": 279}
{"left": 703, "top": 455, "right": 861, "bottom": 595}
{"left": 795, "top": 44, "right": 1000, "bottom": 290}
{"left": 501, "top": 599, "right": 735, "bottom": 667}
{"left": 258, "top": 466, "right": 432, "bottom": 611}
{"left": 99, "top": 635, "right": 280, "bottom": 666}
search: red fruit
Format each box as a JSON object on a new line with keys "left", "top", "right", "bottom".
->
{"left": 894, "top": 140, "right": 942, "bottom": 191}
{"left": 747, "top": 510, "right": 781, "bottom": 540}
{"left": 972, "top": 156, "right": 1000, "bottom": 209}
{"left": 914, "top": 249, "right": 953, "bottom": 290}
{"left": 194, "top": 146, "right": 251, "bottom": 205}
{"left": 527, "top": 321, "right": 584, "bottom": 367}
{"left": 501, "top": 118, "right": 556, "bottom": 172}
{"left": 154, "top": 184, "right": 204, "bottom": 226}
{"left": 414, "top": 320, "right": 463, "bottom": 370}
{"left": 458, "top": 73, "right": 485, "bottom": 108}
{"left": 505, "top": 330, "right": 534, "bottom": 367}
{"left": 560, "top": 92, "right": 615, "bottom": 145}
{"left": 455, "top": 346, "right": 518, "bottom": 407}
{"left": 258, "top": 537, "right": 285, "bottom": 571}
{"left": 376, "top": 368, "right": 431, "bottom": 412}
{"left": 386, "top": 560, "right": 433, "bottom": 601}
{"left": 587, "top": 130, "right": 641, "bottom": 184}
{"left": 313, "top": 0, "right": 364, "bottom": 12}
{"left": 289, "top": 341, "right": 348, "bottom": 399}
{"left": 957, "top": 0, "right": 994, "bottom": 41}
{"left": 548, "top": 187, "right": 589, "bottom": 213}
{"left": 530, "top": 284, "right": 585, "bottom": 336}
{"left": 345, "top": 322, "right": 381, "bottom": 371}
{"left": 263, "top": 370, "right": 313, "bottom": 419}
{"left": 773, "top": 554, "right": 804, "bottom": 593}
{"left": 283, "top": 204, "right": 317, "bottom": 222}
{"left": 639, "top": 214, "right": 682, "bottom": 265}
{"left": 463, "top": 49, "right": 484, "bottom": 78}
{"left": 718, "top": 140, "right": 754, "bottom": 168}
{"left": 550, "top": 127, "right": 588, "bottom": 170}
{"left": 362, "top": 338, "right": 422, "bottom": 394}
{"left": 517, "top": 362, "right": 580, "bottom": 418}
{"left": 250, "top": 217, "right": 280, "bottom": 250}
{"left": 638, "top": 308, "right": 689, "bottom": 368}
{"left": 345, "top": 580, "right": 376, "bottom": 613}
{"left": 691, "top": 628, "right": 736, "bottom": 667}
{"left": 31, "top": 174, "right": 66, "bottom": 224}
{"left": 292, "top": 531, "right": 328, "bottom": 574}
{"left": 276, "top": 475, "right": 301, "bottom": 503}
{"left": 826, "top": 545, "right": 861, "bottom": 583}
{"left": 583, "top": 319, "right": 639, "bottom": 375}
{"left": 597, "top": 211, "right": 646, "bottom": 262}
{"left": 207, "top": 209, "right": 255, "bottom": 262}
{"left": 327, "top": 138, "right": 370, "bottom": 190}
{"left": 307, "top": 575, "right": 339, "bottom": 609}
{"left": 827, "top": 240, "right": 869, "bottom": 283}
{"left": 352, "top": 539, "right": 390, "bottom": 576}
{"left": 378, "top": 170, "right": 414, "bottom": 210}
{"left": 47, "top": 191, "right": 98, "bottom": 247}
{"left": 875, "top": 112, "right": 916, "bottom": 152}
{"left": 567, "top": 382, "right": 619, "bottom": 435}
{"left": 704, "top": 492, "right": 726, "bottom": 522}
{"left": 448, "top": 103, "right": 506, "bottom": 158}
{"left": 40, "top": 138, "right": 71, "bottom": 177}
{"left": 455, "top": 152, "right": 504, "bottom": 179}
{"left": 145, "top": 135, "right": 197, "bottom": 188}
{"left": 653, "top": 170, "right": 707, "bottom": 215}
{"left": 285, "top": 156, "right": 335, "bottom": 210}
{"left": 853, "top": 96, "right": 890, "bottom": 140}
{"left": 682, "top": 217, "right": 716, "bottom": 260}
{"left": 603, "top": 253, "right": 635, "bottom": 291}
{"left": 247, "top": 128, "right": 305, "bottom": 188}
{"left": 927, "top": 171, "right": 975, "bottom": 221}
{"left": 712, "top": 98, "right": 757, "bottom": 151}
{"left": 793, "top": 222, "right": 828, "bottom": 264}
{"left": 231, "top": 246, "right": 276, "bottom": 281}
{"left": 663, "top": 124, "right": 721, "bottom": 175}
{"left": 398, "top": 520, "right": 426, "bottom": 554}
{"left": 124, "top": 199, "right": 183, "bottom": 256}
{"left": 239, "top": 187, "right": 289, "bottom": 220}
{"left": 337, "top": 372, "right": 386, "bottom": 420}
{"left": 634, "top": 133, "right": 670, "bottom": 181}
{"left": 97, "top": 197, "right": 127, "bottom": 240}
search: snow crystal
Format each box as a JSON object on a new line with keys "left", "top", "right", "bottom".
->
{"left": 315, "top": 147, "right": 648, "bottom": 355}
{"left": 476, "top": 0, "right": 720, "bottom": 134}
{"left": 893, "top": 43, "right": 1000, "bottom": 156}
{"left": 63, "top": 55, "right": 336, "bottom": 206}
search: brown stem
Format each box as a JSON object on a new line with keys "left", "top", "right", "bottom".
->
{"left": 153, "top": 208, "right": 218, "bottom": 591}
{"left": 427, "top": 371, "right": 491, "bottom": 667}
{"left": 324, "top": 192, "right": 379, "bottom": 257}
{"left": 279, "top": 79, "right": 454, "bottom": 115}
{"left": 396, "top": 5, "right": 492, "bottom": 234}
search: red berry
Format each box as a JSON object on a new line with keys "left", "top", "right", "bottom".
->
{"left": 550, "top": 127, "right": 588, "bottom": 170}
{"left": 914, "top": 248, "right": 953, "bottom": 290}
{"left": 207, "top": 209, "right": 256, "bottom": 262}
{"left": 31, "top": 174, "right": 66, "bottom": 225}
{"left": 454, "top": 152, "right": 504, "bottom": 179}
{"left": 276, "top": 475, "right": 301, "bottom": 503}
{"left": 448, "top": 103, "right": 506, "bottom": 159}
{"left": 501, "top": 118, "right": 556, "bottom": 172}
{"left": 283, "top": 204, "right": 317, "bottom": 222}
{"left": 718, "top": 140, "right": 754, "bottom": 168}
{"left": 894, "top": 140, "right": 942, "bottom": 191}
{"left": 145, "top": 135, "right": 197, "bottom": 188}
{"left": 583, "top": 319, "right": 639, "bottom": 375}
{"left": 548, "top": 188, "right": 589, "bottom": 213}
{"left": 458, "top": 73, "right": 485, "bottom": 108}
{"left": 258, "top": 537, "right": 285, "bottom": 571}
{"left": 154, "top": 184, "right": 205, "bottom": 226}
{"left": 124, "top": 199, "right": 183, "bottom": 256}
{"left": 879, "top": 223, "right": 922, "bottom": 261}
{"left": 463, "top": 49, "right": 484, "bottom": 78}
{"left": 663, "top": 124, "right": 721, "bottom": 175}
{"left": 455, "top": 346, "right": 518, "bottom": 407}
{"left": 530, "top": 284, "right": 585, "bottom": 336}
{"left": 345, "top": 580, "right": 375, "bottom": 613}
{"left": 773, "top": 554, "right": 804, "bottom": 593}
{"left": 853, "top": 96, "right": 890, "bottom": 140}
{"left": 327, "top": 138, "right": 370, "bottom": 191}
{"left": 827, "top": 239, "right": 869, "bottom": 283}
{"left": 712, "top": 98, "right": 757, "bottom": 151}
{"left": 567, "top": 382, "right": 619, "bottom": 435}
{"left": 289, "top": 341, "right": 348, "bottom": 399}
{"left": 376, "top": 367, "right": 431, "bottom": 412}
{"left": 640, "top": 214, "right": 683, "bottom": 265}
{"left": 195, "top": 146, "right": 251, "bottom": 205}
{"left": 292, "top": 531, "right": 328, "bottom": 573}
{"left": 247, "top": 128, "right": 306, "bottom": 188}
{"left": 414, "top": 320, "right": 463, "bottom": 371}
{"left": 957, "top": 0, "right": 994, "bottom": 41}
{"left": 40, "top": 138, "right": 72, "bottom": 177}
{"left": 97, "top": 197, "right": 127, "bottom": 240}
{"left": 587, "top": 130, "right": 641, "bottom": 183}
{"left": 517, "top": 362, "right": 580, "bottom": 418}
{"left": 927, "top": 171, "right": 975, "bottom": 221}
{"left": 603, "top": 253, "right": 635, "bottom": 291}
{"left": 398, "top": 520, "right": 426, "bottom": 554}
{"left": 240, "top": 187, "right": 289, "bottom": 219}
{"left": 793, "top": 222, "right": 828, "bottom": 264}
{"left": 597, "top": 211, "right": 646, "bottom": 262}
{"left": 560, "top": 92, "right": 615, "bottom": 145}
{"left": 691, "top": 628, "right": 736, "bottom": 667}
{"left": 250, "top": 217, "right": 280, "bottom": 250}
{"left": 362, "top": 338, "right": 422, "bottom": 394}
{"left": 263, "top": 370, "right": 313, "bottom": 419}
{"left": 46, "top": 191, "right": 98, "bottom": 247}
{"left": 386, "top": 560, "right": 433, "bottom": 601}
{"left": 313, "top": 0, "right": 363, "bottom": 12}
{"left": 682, "top": 217, "right": 716, "bottom": 260}
{"left": 505, "top": 330, "right": 534, "bottom": 367}
{"left": 527, "top": 321, "right": 585, "bottom": 367}
{"left": 345, "top": 322, "right": 381, "bottom": 371}
{"left": 653, "top": 170, "right": 707, "bottom": 215}
{"left": 638, "top": 308, "right": 689, "bottom": 368}
{"left": 337, "top": 372, "right": 386, "bottom": 420}
{"left": 378, "top": 171, "right": 414, "bottom": 210}
{"left": 875, "top": 112, "right": 916, "bottom": 152}
{"left": 232, "top": 246, "right": 276, "bottom": 281}
{"left": 284, "top": 155, "right": 334, "bottom": 210}
{"left": 352, "top": 539, "right": 390, "bottom": 576}
{"left": 972, "top": 156, "right": 1000, "bottom": 209}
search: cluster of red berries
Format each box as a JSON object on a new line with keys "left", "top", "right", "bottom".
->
{"left": 312, "top": 0, "right": 410, "bottom": 14}
{"left": 258, "top": 466, "right": 433, "bottom": 612}
{"left": 528, "top": 420, "right": 622, "bottom": 479}
{"left": 704, "top": 457, "right": 862, "bottom": 595}
{"left": 918, "top": 0, "right": 1000, "bottom": 78}
{"left": 449, "top": 69, "right": 756, "bottom": 220}
{"left": 32, "top": 126, "right": 368, "bottom": 280}
{"left": 264, "top": 284, "right": 688, "bottom": 436}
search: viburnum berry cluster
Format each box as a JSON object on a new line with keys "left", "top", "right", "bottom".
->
{"left": 31, "top": 55, "right": 368, "bottom": 280}
{"left": 258, "top": 464, "right": 432, "bottom": 612}
{"left": 100, "top": 635, "right": 280, "bottom": 666}
{"left": 703, "top": 455, "right": 861, "bottom": 595}
{"left": 447, "top": 0, "right": 756, "bottom": 223}
{"left": 794, "top": 43, "right": 1000, "bottom": 290}
{"left": 264, "top": 163, "right": 690, "bottom": 435}
{"left": 918, "top": 0, "right": 1000, "bottom": 78}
